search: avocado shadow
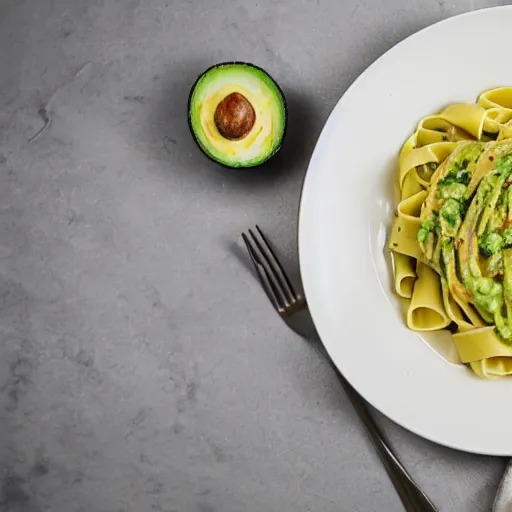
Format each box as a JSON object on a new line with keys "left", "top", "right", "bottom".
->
{"left": 254, "top": 88, "right": 318, "bottom": 178}
{"left": 145, "top": 61, "right": 317, "bottom": 192}
{"left": 196, "top": 87, "right": 317, "bottom": 191}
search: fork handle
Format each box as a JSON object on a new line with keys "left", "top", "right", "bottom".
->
{"left": 327, "top": 359, "right": 438, "bottom": 512}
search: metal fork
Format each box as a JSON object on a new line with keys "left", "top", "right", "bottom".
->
{"left": 242, "top": 225, "right": 438, "bottom": 512}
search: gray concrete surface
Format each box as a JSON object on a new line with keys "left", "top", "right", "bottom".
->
{"left": 0, "top": 0, "right": 510, "bottom": 511}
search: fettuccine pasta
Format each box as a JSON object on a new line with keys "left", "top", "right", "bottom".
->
{"left": 389, "top": 87, "right": 512, "bottom": 379}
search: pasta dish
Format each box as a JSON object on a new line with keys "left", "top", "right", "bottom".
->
{"left": 389, "top": 88, "right": 512, "bottom": 378}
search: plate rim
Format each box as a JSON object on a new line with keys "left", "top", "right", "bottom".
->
{"left": 297, "top": 4, "right": 512, "bottom": 456}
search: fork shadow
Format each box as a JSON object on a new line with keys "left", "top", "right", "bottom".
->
{"left": 227, "top": 231, "right": 335, "bottom": 359}
{"left": 227, "top": 231, "right": 318, "bottom": 338}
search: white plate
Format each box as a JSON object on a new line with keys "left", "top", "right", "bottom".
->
{"left": 298, "top": 6, "right": 512, "bottom": 456}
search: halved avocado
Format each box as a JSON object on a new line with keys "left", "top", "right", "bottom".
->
{"left": 188, "top": 62, "right": 287, "bottom": 168}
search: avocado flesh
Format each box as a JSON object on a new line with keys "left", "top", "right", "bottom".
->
{"left": 188, "top": 63, "right": 286, "bottom": 168}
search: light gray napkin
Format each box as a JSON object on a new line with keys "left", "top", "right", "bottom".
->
{"left": 493, "top": 460, "right": 512, "bottom": 512}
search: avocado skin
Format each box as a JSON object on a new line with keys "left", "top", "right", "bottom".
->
{"left": 187, "top": 61, "right": 288, "bottom": 169}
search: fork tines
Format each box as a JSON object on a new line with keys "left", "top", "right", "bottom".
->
{"left": 242, "top": 225, "right": 300, "bottom": 315}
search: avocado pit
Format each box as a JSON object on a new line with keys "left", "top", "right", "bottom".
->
{"left": 214, "top": 92, "right": 256, "bottom": 140}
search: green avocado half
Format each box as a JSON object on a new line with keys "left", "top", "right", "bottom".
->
{"left": 188, "top": 62, "right": 287, "bottom": 168}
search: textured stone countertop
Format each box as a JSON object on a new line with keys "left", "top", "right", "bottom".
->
{"left": 0, "top": 0, "right": 510, "bottom": 511}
